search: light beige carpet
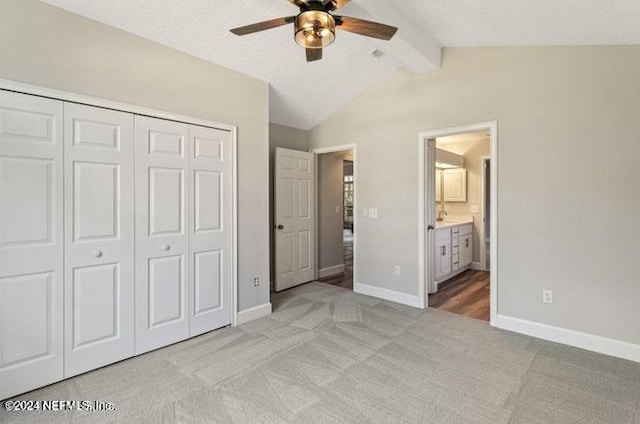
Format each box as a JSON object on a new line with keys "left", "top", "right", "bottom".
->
{"left": 2, "top": 282, "right": 639, "bottom": 423}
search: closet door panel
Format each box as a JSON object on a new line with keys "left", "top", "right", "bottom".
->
{"left": 189, "top": 125, "right": 232, "bottom": 336}
{"left": 63, "top": 103, "right": 134, "bottom": 377}
{"left": 0, "top": 91, "right": 63, "bottom": 400}
{"left": 135, "top": 116, "right": 190, "bottom": 354}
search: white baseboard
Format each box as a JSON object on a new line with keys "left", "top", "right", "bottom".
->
{"left": 470, "top": 262, "right": 485, "bottom": 271}
{"left": 236, "top": 303, "right": 272, "bottom": 326}
{"left": 318, "top": 264, "right": 345, "bottom": 279}
{"left": 354, "top": 282, "right": 423, "bottom": 309}
{"left": 494, "top": 314, "right": 640, "bottom": 363}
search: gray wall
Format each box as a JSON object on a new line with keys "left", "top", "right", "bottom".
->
{"left": 0, "top": 0, "right": 270, "bottom": 312}
{"left": 317, "top": 151, "right": 352, "bottom": 273}
{"left": 269, "top": 123, "right": 310, "bottom": 283}
{"left": 310, "top": 46, "right": 640, "bottom": 345}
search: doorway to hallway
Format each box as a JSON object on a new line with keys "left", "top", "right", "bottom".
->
{"left": 313, "top": 145, "right": 356, "bottom": 291}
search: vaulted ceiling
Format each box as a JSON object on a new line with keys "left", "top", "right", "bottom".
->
{"left": 41, "top": 0, "right": 640, "bottom": 130}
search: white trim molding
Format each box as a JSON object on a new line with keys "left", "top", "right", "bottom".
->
{"left": 0, "top": 78, "right": 236, "bottom": 132}
{"left": 236, "top": 303, "right": 272, "bottom": 326}
{"left": 495, "top": 315, "right": 640, "bottom": 363}
{"left": 354, "top": 282, "right": 422, "bottom": 309}
{"left": 418, "top": 121, "right": 498, "bottom": 323}
{"left": 318, "top": 264, "right": 345, "bottom": 279}
{"left": 470, "top": 262, "right": 484, "bottom": 271}
{"left": 311, "top": 144, "right": 357, "bottom": 286}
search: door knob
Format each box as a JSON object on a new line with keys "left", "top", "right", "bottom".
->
{"left": 162, "top": 244, "right": 171, "bottom": 251}
{"left": 92, "top": 250, "right": 103, "bottom": 258}
{"left": 276, "top": 224, "right": 284, "bottom": 230}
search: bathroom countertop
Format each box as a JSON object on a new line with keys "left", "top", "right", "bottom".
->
{"left": 435, "top": 219, "right": 473, "bottom": 229}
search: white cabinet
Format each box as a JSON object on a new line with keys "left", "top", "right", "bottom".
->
{"left": 435, "top": 229, "right": 451, "bottom": 279}
{"left": 63, "top": 103, "right": 135, "bottom": 377}
{"left": 459, "top": 225, "right": 473, "bottom": 269}
{"left": 443, "top": 168, "right": 467, "bottom": 202}
{"left": 452, "top": 226, "right": 461, "bottom": 272}
{"left": 0, "top": 88, "right": 235, "bottom": 399}
{"left": 0, "top": 91, "right": 64, "bottom": 400}
{"left": 435, "top": 223, "right": 473, "bottom": 285}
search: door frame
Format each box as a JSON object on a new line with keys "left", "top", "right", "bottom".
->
{"left": 480, "top": 155, "right": 491, "bottom": 272}
{"left": 0, "top": 78, "right": 239, "bottom": 327}
{"left": 418, "top": 121, "right": 498, "bottom": 325}
{"left": 311, "top": 144, "right": 357, "bottom": 286}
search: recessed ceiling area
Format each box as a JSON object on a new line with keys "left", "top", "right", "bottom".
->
{"left": 40, "top": 0, "right": 640, "bottom": 130}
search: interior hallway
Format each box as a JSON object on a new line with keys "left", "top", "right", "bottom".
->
{"left": 318, "top": 229, "right": 353, "bottom": 290}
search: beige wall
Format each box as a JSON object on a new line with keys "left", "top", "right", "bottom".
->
{"left": 437, "top": 138, "right": 490, "bottom": 263}
{"left": 269, "top": 124, "right": 310, "bottom": 282}
{"left": 0, "top": 0, "right": 270, "bottom": 312}
{"left": 310, "top": 46, "right": 640, "bottom": 345}
{"left": 318, "top": 151, "right": 353, "bottom": 273}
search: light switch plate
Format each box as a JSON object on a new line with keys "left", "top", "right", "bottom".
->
{"left": 369, "top": 208, "right": 378, "bottom": 219}
{"left": 362, "top": 208, "right": 369, "bottom": 218}
{"left": 470, "top": 205, "right": 479, "bottom": 213}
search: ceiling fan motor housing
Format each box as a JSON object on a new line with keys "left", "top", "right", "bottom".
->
{"left": 294, "top": 10, "right": 336, "bottom": 49}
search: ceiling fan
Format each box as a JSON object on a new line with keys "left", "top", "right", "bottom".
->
{"left": 230, "top": 0, "right": 398, "bottom": 62}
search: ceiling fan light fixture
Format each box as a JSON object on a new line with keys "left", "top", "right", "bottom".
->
{"left": 294, "top": 10, "right": 336, "bottom": 49}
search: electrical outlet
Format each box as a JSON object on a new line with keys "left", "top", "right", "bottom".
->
{"left": 394, "top": 265, "right": 400, "bottom": 276}
{"left": 253, "top": 277, "right": 260, "bottom": 287}
{"left": 543, "top": 290, "right": 553, "bottom": 304}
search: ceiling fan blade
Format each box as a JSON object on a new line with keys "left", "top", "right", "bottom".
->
{"left": 230, "top": 16, "right": 296, "bottom": 36}
{"left": 306, "top": 48, "right": 323, "bottom": 62}
{"left": 335, "top": 16, "right": 398, "bottom": 40}
{"left": 323, "top": 0, "right": 351, "bottom": 11}
{"left": 287, "top": 0, "right": 312, "bottom": 7}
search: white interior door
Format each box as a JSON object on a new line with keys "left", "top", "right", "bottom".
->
{"left": 426, "top": 139, "right": 437, "bottom": 295}
{"left": 63, "top": 103, "right": 134, "bottom": 377}
{"left": 188, "top": 125, "right": 232, "bottom": 336}
{"left": 0, "top": 91, "right": 64, "bottom": 399}
{"left": 135, "top": 116, "right": 190, "bottom": 354}
{"left": 275, "top": 148, "right": 314, "bottom": 291}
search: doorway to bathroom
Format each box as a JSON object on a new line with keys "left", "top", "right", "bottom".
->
{"left": 418, "top": 122, "right": 497, "bottom": 324}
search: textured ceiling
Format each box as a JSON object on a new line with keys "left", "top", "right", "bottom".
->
{"left": 403, "top": 0, "right": 640, "bottom": 47}
{"left": 40, "top": 0, "right": 640, "bottom": 130}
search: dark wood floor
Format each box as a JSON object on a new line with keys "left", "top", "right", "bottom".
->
{"left": 429, "top": 269, "right": 490, "bottom": 321}
{"left": 318, "top": 230, "right": 353, "bottom": 290}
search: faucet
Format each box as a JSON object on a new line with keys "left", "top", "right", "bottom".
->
{"left": 437, "top": 210, "right": 448, "bottom": 221}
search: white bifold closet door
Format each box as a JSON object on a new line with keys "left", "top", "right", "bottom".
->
{"left": 134, "top": 117, "right": 232, "bottom": 354}
{"left": 0, "top": 91, "right": 64, "bottom": 399}
{"left": 135, "top": 117, "right": 191, "bottom": 354}
{"left": 188, "top": 124, "right": 233, "bottom": 337}
{"left": 63, "top": 103, "right": 135, "bottom": 377}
